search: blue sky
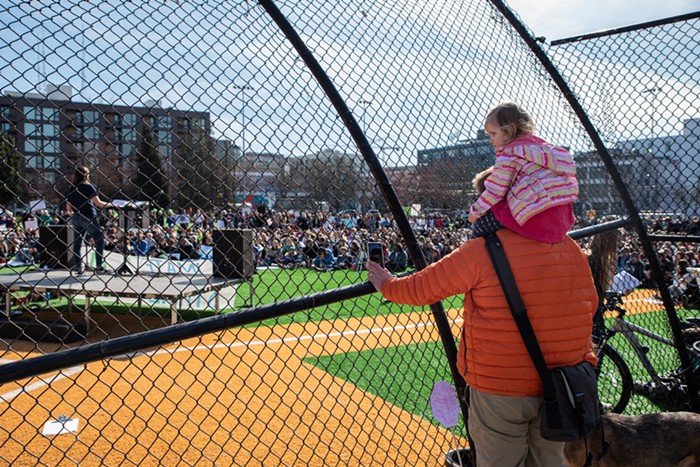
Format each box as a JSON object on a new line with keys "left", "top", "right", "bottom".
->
{"left": 507, "top": 0, "right": 699, "bottom": 41}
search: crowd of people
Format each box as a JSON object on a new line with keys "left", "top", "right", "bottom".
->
{"left": 1, "top": 203, "right": 698, "bottom": 304}
{"left": 2, "top": 103, "right": 693, "bottom": 464}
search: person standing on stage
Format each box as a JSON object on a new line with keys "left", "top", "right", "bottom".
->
{"left": 65, "top": 165, "right": 115, "bottom": 275}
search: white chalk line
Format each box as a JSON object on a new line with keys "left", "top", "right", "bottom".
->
{"left": 0, "top": 366, "right": 85, "bottom": 404}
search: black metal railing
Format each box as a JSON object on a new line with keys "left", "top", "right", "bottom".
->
{"left": 0, "top": 1, "right": 698, "bottom": 464}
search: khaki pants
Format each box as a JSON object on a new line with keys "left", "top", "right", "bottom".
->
{"left": 468, "top": 387, "right": 564, "bottom": 467}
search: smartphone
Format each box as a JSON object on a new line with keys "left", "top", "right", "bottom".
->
{"left": 367, "top": 241, "right": 385, "bottom": 268}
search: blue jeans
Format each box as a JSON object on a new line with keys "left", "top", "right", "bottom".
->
{"left": 72, "top": 214, "right": 104, "bottom": 270}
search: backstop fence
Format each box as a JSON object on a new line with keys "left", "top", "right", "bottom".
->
{"left": 0, "top": 0, "right": 698, "bottom": 465}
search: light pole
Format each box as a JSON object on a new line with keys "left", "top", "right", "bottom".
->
{"left": 642, "top": 85, "right": 661, "bottom": 152}
{"left": 358, "top": 98, "right": 373, "bottom": 133}
{"left": 234, "top": 83, "right": 254, "bottom": 197}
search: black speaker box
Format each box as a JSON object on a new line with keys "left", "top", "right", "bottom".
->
{"left": 39, "top": 225, "right": 75, "bottom": 269}
{"left": 213, "top": 229, "right": 255, "bottom": 279}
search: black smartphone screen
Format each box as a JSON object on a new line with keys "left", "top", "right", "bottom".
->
{"left": 367, "top": 242, "right": 384, "bottom": 268}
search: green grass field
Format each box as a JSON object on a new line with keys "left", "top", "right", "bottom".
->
{"left": 256, "top": 273, "right": 697, "bottom": 423}
{"left": 305, "top": 307, "right": 699, "bottom": 429}
{"left": 304, "top": 340, "right": 468, "bottom": 436}
{"left": 601, "top": 307, "right": 698, "bottom": 414}
{"left": 4, "top": 263, "right": 696, "bottom": 423}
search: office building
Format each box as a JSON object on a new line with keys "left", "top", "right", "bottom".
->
{"left": 0, "top": 85, "right": 210, "bottom": 206}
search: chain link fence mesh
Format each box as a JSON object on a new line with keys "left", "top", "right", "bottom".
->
{"left": 0, "top": 0, "right": 698, "bottom": 464}
{"left": 547, "top": 12, "right": 700, "bottom": 416}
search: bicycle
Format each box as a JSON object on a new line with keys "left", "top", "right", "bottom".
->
{"left": 593, "top": 291, "right": 700, "bottom": 413}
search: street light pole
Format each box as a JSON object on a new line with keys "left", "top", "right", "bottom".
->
{"left": 642, "top": 85, "right": 661, "bottom": 152}
{"left": 234, "top": 83, "right": 254, "bottom": 197}
{"left": 358, "top": 98, "right": 373, "bottom": 133}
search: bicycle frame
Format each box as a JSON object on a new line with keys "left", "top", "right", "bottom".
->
{"left": 598, "top": 316, "right": 675, "bottom": 389}
{"left": 595, "top": 292, "right": 700, "bottom": 412}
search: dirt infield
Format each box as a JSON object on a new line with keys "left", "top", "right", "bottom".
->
{"left": 0, "top": 307, "right": 468, "bottom": 466}
{"left": 0, "top": 289, "right": 664, "bottom": 466}
{"left": 602, "top": 289, "right": 665, "bottom": 317}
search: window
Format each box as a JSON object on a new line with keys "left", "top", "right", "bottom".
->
{"left": 24, "top": 138, "right": 60, "bottom": 155}
{"left": 84, "top": 126, "right": 100, "bottom": 139}
{"left": 43, "top": 123, "right": 58, "bottom": 137}
{"left": 115, "top": 128, "right": 136, "bottom": 141}
{"left": 124, "top": 113, "right": 137, "bottom": 126}
{"left": 24, "top": 155, "right": 58, "bottom": 171}
{"left": 114, "top": 112, "right": 137, "bottom": 126}
{"left": 157, "top": 115, "right": 172, "bottom": 128}
{"left": 43, "top": 172, "right": 57, "bottom": 184}
{"left": 44, "top": 139, "right": 60, "bottom": 154}
{"left": 84, "top": 142, "right": 99, "bottom": 155}
{"left": 83, "top": 110, "right": 100, "bottom": 124}
{"left": 36, "top": 139, "right": 61, "bottom": 154}
{"left": 119, "top": 143, "right": 133, "bottom": 156}
{"left": 24, "top": 106, "right": 59, "bottom": 122}
{"left": 26, "top": 155, "right": 40, "bottom": 168}
{"left": 24, "top": 138, "right": 41, "bottom": 152}
{"left": 25, "top": 122, "right": 58, "bottom": 137}
{"left": 24, "top": 122, "right": 40, "bottom": 136}
{"left": 44, "top": 155, "right": 59, "bottom": 169}
{"left": 157, "top": 130, "right": 172, "bottom": 143}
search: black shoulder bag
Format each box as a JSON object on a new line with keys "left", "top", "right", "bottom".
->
{"left": 484, "top": 233, "right": 602, "bottom": 443}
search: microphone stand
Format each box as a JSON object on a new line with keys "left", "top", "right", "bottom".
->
{"left": 116, "top": 205, "right": 136, "bottom": 276}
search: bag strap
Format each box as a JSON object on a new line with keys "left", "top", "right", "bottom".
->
{"left": 484, "top": 233, "right": 556, "bottom": 400}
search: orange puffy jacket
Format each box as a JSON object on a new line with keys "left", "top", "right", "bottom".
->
{"left": 381, "top": 229, "right": 598, "bottom": 397}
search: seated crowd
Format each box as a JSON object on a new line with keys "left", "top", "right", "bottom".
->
{"left": 0, "top": 206, "right": 698, "bottom": 307}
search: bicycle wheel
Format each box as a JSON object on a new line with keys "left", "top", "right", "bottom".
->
{"left": 595, "top": 344, "right": 632, "bottom": 413}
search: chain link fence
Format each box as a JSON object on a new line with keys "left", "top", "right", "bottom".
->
{"left": 0, "top": 0, "right": 698, "bottom": 464}
{"left": 545, "top": 11, "right": 700, "bottom": 416}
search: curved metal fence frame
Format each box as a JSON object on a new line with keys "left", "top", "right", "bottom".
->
{"left": 0, "top": 1, "right": 698, "bottom": 464}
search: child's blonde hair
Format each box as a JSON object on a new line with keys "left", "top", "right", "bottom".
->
{"left": 485, "top": 102, "right": 536, "bottom": 143}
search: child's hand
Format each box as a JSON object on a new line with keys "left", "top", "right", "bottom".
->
{"left": 468, "top": 212, "right": 477, "bottom": 224}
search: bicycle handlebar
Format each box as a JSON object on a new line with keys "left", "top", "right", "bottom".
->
{"left": 602, "top": 291, "right": 627, "bottom": 316}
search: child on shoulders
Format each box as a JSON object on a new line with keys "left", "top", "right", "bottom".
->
{"left": 468, "top": 101, "right": 578, "bottom": 243}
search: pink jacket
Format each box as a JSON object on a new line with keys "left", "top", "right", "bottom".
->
{"left": 469, "top": 134, "right": 578, "bottom": 225}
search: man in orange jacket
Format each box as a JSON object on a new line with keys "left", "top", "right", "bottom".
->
{"left": 367, "top": 229, "right": 597, "bottom": 467}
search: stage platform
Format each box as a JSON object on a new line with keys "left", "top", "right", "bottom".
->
{"left": 0, "top": 270, "right": 253, "bottom": 331}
